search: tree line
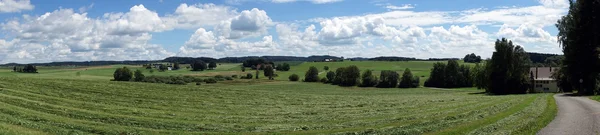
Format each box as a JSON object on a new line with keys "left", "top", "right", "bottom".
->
{"left": 112, "top": 67, "right": 235, "bottom": 85}
{"left": 424, "top": 60, "right": 473, "bottom": 88}
{"left": 12, "top": 65, "right": 38, "bottom": 73}
{"left": 293, "top": 66, "right": 419, "bottom": 88}
{"left": 554, "top": 0, "right": 600, "bottom": 95}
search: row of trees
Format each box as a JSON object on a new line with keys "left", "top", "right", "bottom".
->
{"left": 299, "top": 66, "right": 419, "bottom": 88}
{"left": 424, "top": 60, "right": 473, "bottom": 88}
{"left": 13, "top": 65, "right": 38, "bottom": 73}
{"left": 555, "top": 0, "right": 600, "bottom": 95}
{"left": 113, "top": 66, "right": 236, "bottom": 84}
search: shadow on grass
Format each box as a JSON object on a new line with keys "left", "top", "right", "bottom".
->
{"left": 468, "top": 91, "right": 487, "bottom": 95}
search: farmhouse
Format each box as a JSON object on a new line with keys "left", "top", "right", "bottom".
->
{"left": 530, "top": 67, "right": 559, "bottom": 93}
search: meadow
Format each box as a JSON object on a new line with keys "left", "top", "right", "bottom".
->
{"left": 0, "top": 61, "right": 555, "bottom": 134}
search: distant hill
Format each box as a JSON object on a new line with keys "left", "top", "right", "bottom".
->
{"left": 1, "top": 53, "right": 562, "bottom": 67}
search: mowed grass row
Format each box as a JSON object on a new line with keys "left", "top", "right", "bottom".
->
{"left": 0, "top": 77, "right": 554, "bottom": 134}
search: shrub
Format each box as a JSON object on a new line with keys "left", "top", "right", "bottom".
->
{"left": 245, "top": 73, "right": 253, "bottom": 79}
{"left": 225, "top": 76, "right": 234, "bottom": 80}
{"left": 377, "top": 70, "right": 399, "bottom": 88}
{"left": 193, "top": 78, "right": 204, "bottom": 82}
{"left": 215, "top": 75, "right": 225, "bottom": 79}
{"left": 324, "top": 66, "right": 329, "bottom": 71}
{"left": 232, "top": 75, "right": 238, "bottom": 78}
{"left": 196, "top": 82, "right": 202, "bottom": 85}
{"left": 204, "top": 78, "right": 217, "bottom": 84}
{"left": 289, "top": 74, "right": 300, "bottom": 81}
{"left": 360, "top": 70, "right": 378, "bottom": 87}
{"left": 304, "top": 66, "right": 319, "bottom": 82}
{"left": 320, "top": 78, "right": 328, "bottom": 83}
{"left": 172, "top": 80, "right": 187, "bottom": 85}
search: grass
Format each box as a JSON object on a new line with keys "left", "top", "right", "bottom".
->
{"left": 0, "top": 61, "right": 556, "bottom": 134}
{"left": 590, "top": 96, "right": 600, "bottom": 102}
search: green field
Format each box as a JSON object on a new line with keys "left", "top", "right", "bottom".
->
{"left": 0, "top": 61, "right": 555, "bottom": 134}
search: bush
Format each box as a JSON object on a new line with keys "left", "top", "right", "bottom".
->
{"left": 320, "top": 78, "right": 328, "bottom": 83}
{"left": 304, "top": 66, "right": 319, "bottom": 82}
{"left": 225, "top": 76, "right": 234, "bottom": 80}
{"left": 360, "top": 70, "right": 378, "bottom": 87}
{"left": 215, "top": 75, "right": 225, "bottom": 79}
{"left": 196, "top": 82, "right": 202, "bottom": 85}
{"left": 169, "top": 80, "right": 187, "bottom": 85}
{"left": 232, "top": 75, "right": 238, "bottom": 78}
{"left": 140, "top": 75, "right": 204, "bottom": 85}
{"left": 377, "top": 70, "right": 399, "bottom": 88}
{"left": 324, "top": 66, "right": 329, "bottom": 71}
{"left": 289, "top": 74, "right": 300, "bottom": 81}
{"left": 245, "top": 73, "right": 253, "bottom": 79}
{"left": 204, "top": 78, "right": 217, "bottom": 84}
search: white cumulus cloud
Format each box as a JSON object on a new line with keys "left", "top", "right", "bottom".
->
{"left": 0, "top": 0, "right": 34, "bottom": 13}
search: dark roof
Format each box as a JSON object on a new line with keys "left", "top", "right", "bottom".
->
{"left": 530, "top": 67, "right": 559, "bottom": 80}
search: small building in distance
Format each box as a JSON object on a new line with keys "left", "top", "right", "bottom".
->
{"left": 530, "top": 67, "right": 559, "bottom": 93}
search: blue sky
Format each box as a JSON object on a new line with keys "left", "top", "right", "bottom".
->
{"left": 0, "top": 0, "right": 568, "bottom": 63}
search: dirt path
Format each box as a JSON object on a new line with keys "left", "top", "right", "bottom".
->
{"left": 537, "top": 94, "right": 600, "bottom": 135}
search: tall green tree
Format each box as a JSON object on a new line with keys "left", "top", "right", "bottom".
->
{"left": 360, "top": 70, "right": 377, "bottom": 87}
{"left": 472, "top": 63, "right": 488, "bottom": 89}
{"left": 556, "top": 0, "right": 600, "bottom": 95}
{"left": 208, "top": 62, "right": 217, "bottom": 70}
{"left": 134, "top": 69, "right": 145, "bottom": 82}
{"left": 340, "top": 65, "right": 360, "bottom": 86}
{"left": 326, "top": 71, "right": 335, "bottom": 83}
{"left": 444, "top": 60, "right": 460, "bottom": 87}
{"left": 304, "top": 66, "right": 319, "bottom": 82}
{"left": 263, "top": 65, "right": 275, "bottom": 80}
{"left": 282, "top": 63, "right": 291, "bottom": 71}
{"left": 173, "top": 62, "right": 180, "bottom": 70}
{"left": 113, "top": 67, "right": 133, "bottom": 81}
{"left": 377, "top": 70, "right": 399, "bottom": 88}
{"left": 332, "top": 67, "right": 345, "bottom": 85}
{"left": 399, "top": 68, "right": 417, "bottom": 88}
{"left": 192, "top": 61, "right": 207, "bottom": 71}
{"left": 486, "top": 38, "right": 532, "bottom": 94}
